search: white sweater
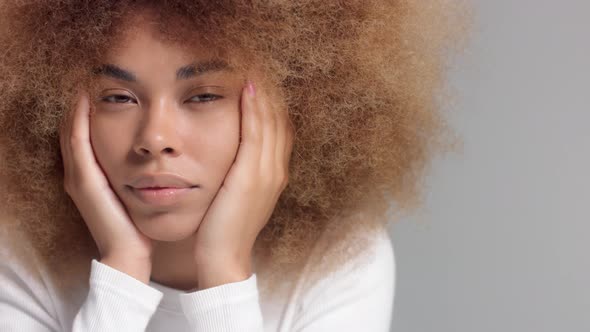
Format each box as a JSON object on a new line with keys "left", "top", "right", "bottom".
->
{"left": 0, "top": 230, "right": 395, "bottom": 332}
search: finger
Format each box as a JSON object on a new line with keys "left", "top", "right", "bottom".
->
{"left": 274, "top": 104, "right": 288, "bottom": 170}
{"left": 59, "top": 110, "right": 68, "bottom": 165}
{"left": 69, "top": 92, "right": 99, "bottom": 185}
{"left": 60, "top": 97, "right": 75, "bottom": 157}
{"left": 257, "top": 83, "right": 277, "bottom": 177}
{"left": 285, "top": 116, "right": 295, "bottom": 167}
{"left": 236, "top": 81, "right": 262, "bottom": 169}
{"left": 60, "top": 95, "right": 78, "bottom": 187}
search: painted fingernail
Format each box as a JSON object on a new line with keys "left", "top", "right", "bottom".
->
{"left": 247, "top": 80, "right": 256, "bottom": 97}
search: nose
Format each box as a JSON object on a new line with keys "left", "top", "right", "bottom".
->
{"left": 132, "top": 101, "right": 183, "bottom": 158}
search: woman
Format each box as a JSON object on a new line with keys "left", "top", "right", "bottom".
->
{"left": 0, "top": 1, "right": 467, "bottom": 331}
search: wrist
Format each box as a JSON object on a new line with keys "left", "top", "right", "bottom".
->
{"left": 100, "top": 254, "right": 152, "bottom": 285}
{"left": 195, "top": 256, "right": 253, "bottom": 290}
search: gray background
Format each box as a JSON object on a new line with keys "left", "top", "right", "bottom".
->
{"left": 388, "top": 0, "right": 590, "bottom": 331}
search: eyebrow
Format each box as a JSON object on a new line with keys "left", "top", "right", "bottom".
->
{"left": 93, "top": 59, "right": 231, "bottom": 82}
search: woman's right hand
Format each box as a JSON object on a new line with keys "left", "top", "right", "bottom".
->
{"left": 59, "top": 92, "right": 153, "bottom": 283}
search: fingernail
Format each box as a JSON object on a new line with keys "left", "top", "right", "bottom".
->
{"left": 247, "top": 80, "right": 256, "bottom": 97}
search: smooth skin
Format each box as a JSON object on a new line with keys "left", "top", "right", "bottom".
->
{"left": 60, "top": 82, "right": 294, "bottom": 290}
{"left": 59, "top": 15, "right": 294, "bottom": 290}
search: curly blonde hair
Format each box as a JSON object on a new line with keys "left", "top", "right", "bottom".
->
{"left": 0, "top": 0, "right": 469, "bottom": 293}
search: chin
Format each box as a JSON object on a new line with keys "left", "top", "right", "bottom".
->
{"left": 132, "top": 211, "right": 203, "bottom": 242}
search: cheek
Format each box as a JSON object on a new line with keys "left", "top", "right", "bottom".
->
{"left": 89, "top": 115, "right": 129, "bottom": 178}
{"left": 193, "top": 114, "right": 241, "bottom": 175}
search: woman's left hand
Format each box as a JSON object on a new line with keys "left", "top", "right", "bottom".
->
{"left": 192, "top": 80, "right": 294, "bottom": 290}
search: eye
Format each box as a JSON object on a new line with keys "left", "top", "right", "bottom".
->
{"left": 101, "top": 94, "right": 137, "bottom": 104}
{"left": 188, "top": 93, "right": 222, "bottom": 103}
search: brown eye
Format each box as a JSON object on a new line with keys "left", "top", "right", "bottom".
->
{"left": 101, "top": 95, "right": 137, "bottom": 104}
{"left": 188, "top": 93, "right": 222, "bottom": 103}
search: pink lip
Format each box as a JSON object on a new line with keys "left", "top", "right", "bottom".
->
{"left": 130, "top": 173, "right": 196, "bottom": 189}
{"left": 129, "top": 186, "right": 196, "bottom": 206}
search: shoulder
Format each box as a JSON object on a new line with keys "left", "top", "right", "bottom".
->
{"left": 302, "top": 228, "right": 396, "bottom": 298}
{"left": 288, "top": 228, "right": 396, "bottom": 330}
{"left": 353, "top": 229, "right": 395, "bottom": 282}
{"left": 296, "top": 228, "right": 396, "bottom": 311}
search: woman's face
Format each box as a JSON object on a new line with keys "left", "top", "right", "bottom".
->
{"left": 89, "top": 17, "right": 244, "bottom": 242}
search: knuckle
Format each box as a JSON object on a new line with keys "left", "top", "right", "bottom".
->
{"left": 64, "top": 178, "right": 84, "bottom": 196}
{"left": 69, "top": 135, "right": 82, "bottom": 147}
{"left": 274, "top": 170, "right": 288, "bottom": 190}
{"left": 280, "top": 173, "right": 289, "bottom": 190}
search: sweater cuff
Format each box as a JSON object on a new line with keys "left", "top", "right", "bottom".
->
{"left": 179, "top": 273, "right": 264, "bottom": 330}
{"left": 90, "top": 258, "right": 163, "bottom": 311}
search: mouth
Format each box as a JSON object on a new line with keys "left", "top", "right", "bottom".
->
{"left": 137, "top": 186, "right": 197, "bottom": 189}
{"left": 127, "top": 185, "right": 199, "bottom": 206}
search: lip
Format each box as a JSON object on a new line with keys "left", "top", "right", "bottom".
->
{"left": 128, "top": 173, "right": 199, "bottom": 206}
{"left": 130, "top": 173, "right": 197, "bottom": 189}
{"left": 129, "top": 186, "right": 196, "bottom": 206}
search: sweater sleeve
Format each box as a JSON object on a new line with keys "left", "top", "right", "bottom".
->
{"left": 0, "top": 257, "right": 62, "bottom": 332}
{"left": 0, "top": 254, "right": 164, "bottom": 332}
{"left": 178, "top": 272, "right": 264, "bottom": 331}
{"left": 290, "top": 231, "right": 396, "bottom": 332}
{"left": 174, "top": 231, "right": 396, "bottom": 332}
{"left": 70, "top": 259, "right": 164, "bottom": 331}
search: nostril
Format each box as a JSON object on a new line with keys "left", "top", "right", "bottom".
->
{"left": 163, "top": 147, "right": 174, "bottom": 153}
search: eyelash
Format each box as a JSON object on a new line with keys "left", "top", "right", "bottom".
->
{"left": 100, "top": 93, "right": 222, "bottom": 104}
{"left": 101, "top": 95, "right": 136, "bottom": 104}
{"left": 188, "top": 93, "right": 222, "bottom": 103}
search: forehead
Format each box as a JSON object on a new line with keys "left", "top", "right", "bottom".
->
{"left": 107, "top": 6, "right": 226, "bottom": 59}
{"left": 106, "top": 18, "right": 206, "bottom": 60}
{"left": 98, "top": 14, "right": 235, "bottom": 77}
{"left": 93, "top": 6, "right": 254, "bottom": 84}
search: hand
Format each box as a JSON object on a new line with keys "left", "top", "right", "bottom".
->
{"left": 192, "top": 81, "right": 294, "bottom": 289}
{"left": 59, "top": 92, "right": 153, "bottom": 282}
